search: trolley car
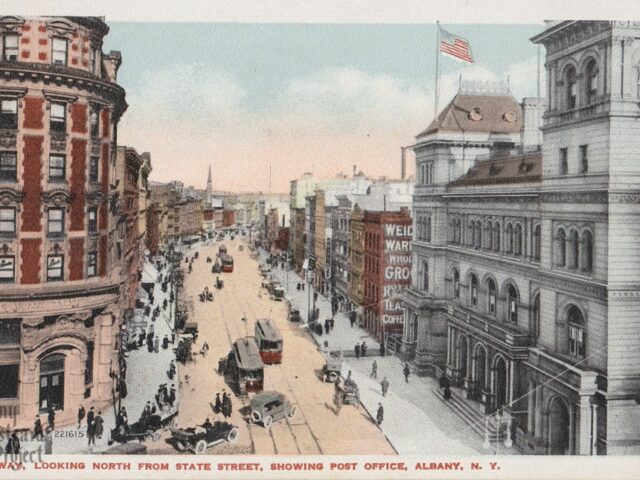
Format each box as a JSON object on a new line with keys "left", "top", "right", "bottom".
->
{"left": 220, "top": 254, "right": 234, "bottom": 273}
{"left": 218, "top": 337, "right": 264, "bottom": 395}
{"left": 254, "top": 318, "right": 283, "bottom": 364}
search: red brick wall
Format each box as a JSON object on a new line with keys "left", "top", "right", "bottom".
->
{"left": 21, "top": 135, "right": 43, "bottom": 232}
{"left": 20, "top": 238, "right": 41, "bottom": 284}
{"left": 22, "top": 97, "right": 44, "bottom": 130}
{"left": 99, "top": 143, "right": 109, "bottom": 230}
{"left": 69, "top": 237, "right": 85, "bottom": 280}
{"left": 69, "top": 139, "right": 87, "bottom": 231}
{"left": 71, "top": 103, "right": 87, "bottom": 134}
{"left": 223, "top": 210, "right": 235, "bottom": 227}
{"left": 101, "top": 109, "right": 110, "bottom": 139}
{"left": 99, "top": 234, "right": 107, "bottom": 276}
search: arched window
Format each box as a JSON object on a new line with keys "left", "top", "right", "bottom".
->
{"left": 470, "top": 274, "right": 478, "bottom": 307}
{"left": 585, "top": 59, "right": 599, "bottom": 105}
{"left": 487, "top": 279, "right": 497, "bottom": 315}
{"left": 531, "top": 294, "right": 540, "bottom": 343}
{"left": 486, "top": 221, "right": 493, "bottom": 250}
{"left": 421, "top": 260, "right": 429, "bottom": 291}
{"left": 467, "top": 220, "right": 475, "bottom": 246}
{"left": 474, "top": 220, "right": 482, "bottom": 249}
{"left": 555, "top": 228, "right": 566, "bottom": 266}
{"left": 568, "top": 228, "right": 579, "bottom": 269}
{"left": 505, "top": 223, "right": 513, "bottom": 254}
{"left": 453, "top": 268, "right": 460, "bottom": 299}
{"left": 514, "top": 223, "right": 522, "bottom": 256}
{"left": 493, "top": 222, "right": 501, "bottom": 252}
{"left": 581, "top": 230, "right": 593, "bottom": 272}
{"left": 533, "top": 224, "right": 541, "bottom": 261}
{"left": 566, "top": 66, "right": 577, "bottom": 110}
{"left": 507, "top": 285, "right": 518, "bottom": 323}
{"left": 567, "top": 305, "right": 585, "bottom": 358}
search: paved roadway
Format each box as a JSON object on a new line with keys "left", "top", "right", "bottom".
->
{"left": 170, "top": 236, "right": 395, "bottom": 455}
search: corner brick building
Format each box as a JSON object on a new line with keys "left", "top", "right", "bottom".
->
{"left": 0, "top": 16, "right": 129, "bottom": 428}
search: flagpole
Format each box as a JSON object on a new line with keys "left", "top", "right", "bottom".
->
{"left": 434, "top": 21, "right": 440, "bottom": 121}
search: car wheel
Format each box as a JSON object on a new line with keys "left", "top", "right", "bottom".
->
{"left": 328, "top": 372, "right": 338, "bottom": 383}
{"left": 151, "top": 431, "right": 161, "bottom": 443}
{"left": 175, "top": 440, "right": 186, "bottom": 452}
{"left": 251, "top": 410, "right": 262, "bottom": 424}
{"left": 227, "top": 428, "right": 239, "bottom": 444}
{"left": 195, "top": 439, "right": 207, "bottom": 455}
{"left": 288, "top": 405, "right": 297, "bottom": 418}
{"left": 263, "top": 415, "right": 273, "bottom": 429}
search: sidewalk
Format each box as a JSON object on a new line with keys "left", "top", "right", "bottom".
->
{"left": 40, "top": 258, "right": 180, "bottom": 454}
{"left": 262, "top": 252, "right": 517, "bottom": 455}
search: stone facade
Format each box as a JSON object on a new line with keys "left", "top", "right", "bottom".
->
{"left": 401, "top": 21, "right": 640, "bottom": 455}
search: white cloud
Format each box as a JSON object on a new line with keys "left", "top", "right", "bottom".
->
{"left": 118, "top": 57, "right": 542, "bottom": 192}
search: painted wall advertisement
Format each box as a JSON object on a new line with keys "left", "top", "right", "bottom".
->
{"left": 382, "top": 223, "right": 412, "bottom": 332}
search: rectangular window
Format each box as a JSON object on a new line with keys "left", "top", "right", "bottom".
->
{"left": 0, "top": 152, "right": 16, "bottom": 182}
{"left": 0, "top": 208, "right": 15, "bottom": 234}
{"left": 47, "top": 208, "right": 64, "bottom": 235}
{"left": 426, "top": 162, "right": 433, "bottom": 184}
{"left": 0, "top": 255, "right": 15, "bottom": 282}
{"left": 89, "top": 155, "right": 99, "bottom": 182}
{"left": 52, "top": 38, "right": 68, "bottom": 65}
{"left": 87, "top": 251, "right": 97, "bottom": 277}
{"left": 90, "top": 49, "right": 98, "bottom": 74}
{"left": 569, "top": 325, "right": 585, "bottom": 357}
{"left": 88, "top": 207, "right": 97, "bottom": 234}
{"left": 47, "top": 254, "right": 64, "bottom": 281}
{"left": 0, "top": 364, "right": 18, "bottom": 398}
{"left": 580, "top": 145, "right": 588, "bottom": 173}
{"left": 3, "top": 34, "right": 18, "bottom": 62}
{"left": 90, "top": 109, "right": 99, "bottom": 138}
{"left": 50, "top": 102, "right": 66, "bottom": 133}
{"left": 48, "top": 154, "right": 66, "bottom": 181}
{"left": 560, "top": 148, "right": 568, "bottom": 175}
{"left": 0, "top": 319, "right": 20, "bottom": 343}
{"left": 0, "top": 99, "right": 18, "bottom": 130}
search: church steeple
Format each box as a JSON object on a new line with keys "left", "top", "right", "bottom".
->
{"left": 206, "top": 164, "right": 213, "bottom": 197}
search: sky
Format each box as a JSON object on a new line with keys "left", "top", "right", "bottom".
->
{"left": 103, "top": 22, "right": 545, "bottom": 193}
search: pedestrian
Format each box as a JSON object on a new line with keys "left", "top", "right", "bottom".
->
{"left": 355, "top": 343, "right": 360, "bottom": 360}
{"left": 162, "top": 335, "right": 169, "bottom": 349}
{"left": 349, "top": 311, "right": 355, "bottom": 328}
{"left": 376, "top": 403, "right": 384, "bottom": 425}
{"left": 380, "top": 376, "right": 389, "bottom": 397}
{"left": 221, "top": 389, "right": 228, "bottom": 408}
{"left": 94, "top": 411, "right": 104, "bottom": 439}
{"left": 154, "top": 336, "right": 160, "bottom": 353}
{"left": 138, "top": 332, "right": 145, "bottom": 348}
{"left": 87, "top": 406, "right": 95, "bottom": 429}
{"left": 370, "top": 360, "right": 377, "bottom": 379}
{"left": 324, "top": 318, "right": 330, "bottom": 335}
{"left": 333, "top": 384, "right": 343, "bottom": 415}
{"left": 87, "top": 416, "right": 96, "bottom": 447}
{"left": 379, "top": 341, "right": 385, "bottom": 357}
{"left": 168, "top": 384, "right": 176, "bottom": 407}
{"left": 329, "top": 317, "right": 335, "bottom": 331}
{"left": 77, "top": 405, "right": 85, "bottom": 429}
{"left": 361, "top": 341, "right": 367, "bottom": 358}
{"left": 33, "top": 415, "right": 43, "bottom": 441}
{"left": 443, "top": 384, "right": 452, "bottom": 400}
{"left": 47, "top": 404, "right": 55, "bottom": 430}
{"left": 403, "top": 363, "right": 411, "bottom": 383}
{"left": 222, "top": 394, "right": 232, "bottom": 418}
{"left": 301, "top": 282, "right": 305, "bottom": 291}
{"left": 4, "top": 431, "right": 20, "bottom": 455}
{"left": 439, "top": 373, "right": 449, "bottom": 390}
{"left": 214, "top": 392, "right": 222, "bottom": 414}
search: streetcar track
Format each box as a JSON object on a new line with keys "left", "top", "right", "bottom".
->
{"left": 227, "top": 254, "right": 324, "bottom": 455}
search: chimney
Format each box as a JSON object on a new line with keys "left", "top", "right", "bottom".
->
{"left": 401, "top": 147, "right": 407, "bottom": 180}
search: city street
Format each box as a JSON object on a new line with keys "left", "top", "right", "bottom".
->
{"left": 173, "top": 237, "right": 395, "bottom": 455}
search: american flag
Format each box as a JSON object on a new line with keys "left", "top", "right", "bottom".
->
{"left": 439, "top": 27, "right": 474, "bottom": 63}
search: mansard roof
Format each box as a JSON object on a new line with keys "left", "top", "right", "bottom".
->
{"left": 417, "top": 91, "right": 523, "bottom": 138}
{"left": 448, "top": 150, "right": 542, "bottom": 188}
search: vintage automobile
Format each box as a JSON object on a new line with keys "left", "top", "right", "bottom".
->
{"left": 170, "top": 420, "right": 239, "bottom": 454}
{"left": 287, "top": 307, "right": 301, "bottom": 323}
{"left": 272, "top": 286, "right": 285, "bottom": 301}
{"left": 183, "top": 322, "right": 199, "bottom": 341}
{"left": 249, "top": 391, "right": 296, "bottom": 429}
{"left": 254, "top": 318, "right": 283, "bottom": 364}
{"left": 218, "top": 337, "right": 265, "bottom": 395}
{"left": 321, "top": 350, "right": 343, "bottom": 383}
{"left": 107, "top": 410, "right": 178, "bottom": 446}
{"left": 339, "top": 375, "right": 360, "bottom": 405}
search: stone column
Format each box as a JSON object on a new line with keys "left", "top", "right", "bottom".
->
{"left": 95, "top": 311, "right": 116, "bottom": 403}
{"left": 578, "top": 394, "right": 593, "bottom": 455}
{"left": 534, "top": 385, "right": 543, "bottom": 439}
{"left": 67, "top": 348, "right": 85, "bottom": 416}
{"left": 20, "top": 354, "right": 40, "bottom": 426}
